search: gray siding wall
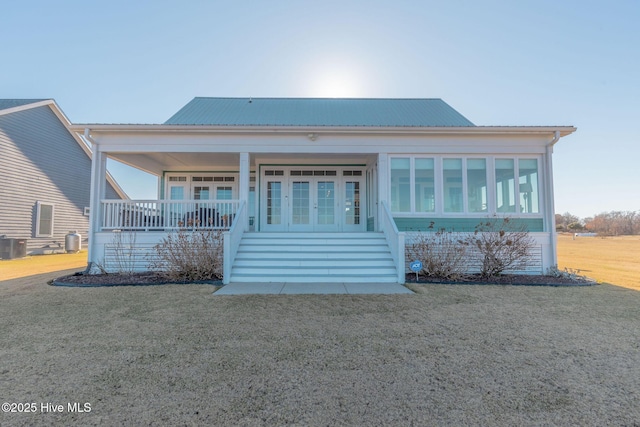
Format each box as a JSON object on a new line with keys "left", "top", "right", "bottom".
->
{"left": 0, "top": 105, "right": 119, "bottom": 254}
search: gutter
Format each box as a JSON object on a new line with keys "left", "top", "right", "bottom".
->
{"left": 546, "top": 131, "right": 561, "bottom": 268}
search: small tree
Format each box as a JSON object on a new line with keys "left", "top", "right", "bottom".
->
{"left": 468, "top": 216, "right": 535, "bottom": 278}
{"left": 150, "top": 229, "right": 223, "bottom": 281}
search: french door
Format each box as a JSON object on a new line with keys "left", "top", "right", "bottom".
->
{"left": 289, "top": 178, "right": 338, "bottom": 232}
{"left": 261, "top": 169, "right": 365, "bottom": 232}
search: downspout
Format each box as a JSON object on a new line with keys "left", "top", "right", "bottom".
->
{"left": 546, "top": 131, "right": 561, "bottom": 269}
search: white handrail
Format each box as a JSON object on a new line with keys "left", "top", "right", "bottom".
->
{"left": 223, "top": 200, "right": 246, "bottom": 284}
{"left": 100, "top": 199, "right": 240, "bottom": 231}
{"left": 380, "top": 201, "right": 406, "bottom": 283}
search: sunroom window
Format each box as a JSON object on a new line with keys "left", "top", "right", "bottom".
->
{"left": 390, "top": 158, "right": 411, "bottom": 212}
{"left": 443, "top": 159, "right": 463, "bottom": 213}
{"left": 467, "top": 159, "right": 488, "bottom": 213}
{"left": 390, "top": 156, "right": 542, "bottom": 216}
{"left": 415, "top": 158, "right": 435, "bottom": 212}
{"left": 519, "top": 159, "right": 539, "bottom": 213}
{"left": 496, "top": 159, "right": 516, "bottom": 213}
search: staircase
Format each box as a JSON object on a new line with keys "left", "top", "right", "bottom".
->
{"left": 229, "top": 232, "right": 399, "bottom": 283}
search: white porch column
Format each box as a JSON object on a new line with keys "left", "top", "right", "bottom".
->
{"left": 88, "top": 145, "right": 107, "bottom": 265}
{"left": 239, "top": 152, "right": 250, "bottom": 231}
{"left": 376, "top": 153, "right": 389, "bottom": 232}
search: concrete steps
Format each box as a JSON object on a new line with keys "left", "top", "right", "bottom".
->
{"left": 229, "top": 232, "right": 398, "bottom": 283}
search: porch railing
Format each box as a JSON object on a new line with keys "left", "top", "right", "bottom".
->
{"left": 100, "top": 199, "right": 241, "bottom": 231}
{"left": 381, "top": 200, "right": 406, "bottom": 283}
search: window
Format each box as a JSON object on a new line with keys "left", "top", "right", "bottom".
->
{"left": 390, "top": 158, "right": 411, "bottom": 212}
{"left": 443, "top": 159, "right": 463, "bottom": 213}
{"left": 495, "top": 159, "right": 516, "bottom": 213}
{"left": 519, "top": 159, "right": 539, "bottom": 213}
{"left": 35, "top": 202, "right": 54, "bottom": 237}
{"left": 467, "top": 159, "right": 488, "bottom": 213}
{"left": 415, "top": 158, "right": 435, "bottom": 212}
{"left": 389, "top": 156, "right": 542, "bottom": 216}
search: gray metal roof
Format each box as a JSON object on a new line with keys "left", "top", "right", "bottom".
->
{"left": 0, "top": 99, "right": 49, "bottom": 111}
{"left": 165, "top": 97, "right": 475, "bottom": 127}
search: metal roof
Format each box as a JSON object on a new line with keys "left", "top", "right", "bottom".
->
{"left": 0, "top": 99, "right": 49, "bottom": 111}
{"left": 165, "top": 97, "right": 475, "bottom": 127}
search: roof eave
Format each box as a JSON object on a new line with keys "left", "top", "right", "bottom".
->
{"left": 70, "top": 123, "right": 576, "bottom": 137}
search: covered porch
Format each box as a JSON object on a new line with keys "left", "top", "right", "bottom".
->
{"left": 85, "top": 143, "right": 404, "bottom": 283}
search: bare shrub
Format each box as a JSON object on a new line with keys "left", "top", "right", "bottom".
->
{"left": 150, "top": 229, "right": 223, "bottom": 281}
{"left": 407, "top": 229, "right": 470, "bottom": 281}
{"left": 106, "top": 230, "right": 140, "bottom": 274}
{"left": 468, "top": 216, "right": 535, "bottom": 278}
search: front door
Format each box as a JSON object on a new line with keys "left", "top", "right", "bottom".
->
{"left": 260, "top": 168, "right": 366, "bottom": 232}
{"left": 289, "top": 178, "right": 338, "bottom": 232}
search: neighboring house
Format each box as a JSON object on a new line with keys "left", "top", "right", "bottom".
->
{"left": 0, "top": 99, "right": 126, "bottom": 256}
{"left": 72, "top": 97, "right": 575, "bottom": 283}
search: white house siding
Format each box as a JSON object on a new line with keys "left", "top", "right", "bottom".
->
{"left": 0, "top": 105, "right": 120, "bottom": 254}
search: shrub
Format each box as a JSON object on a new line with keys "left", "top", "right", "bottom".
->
{"left": 468, "top": 216, "right": 535, "bottom": 278}
{"left": 150, "top": 229, "right": 223, "bottom": 281}
{"left": 406, "top": 229, "right": 470, "bottom": 281}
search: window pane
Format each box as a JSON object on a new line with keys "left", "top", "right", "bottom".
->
{"left": 317, "top": 181, "right": 335, "bottom": 225}
{"left": 390, "top": 158, "right": 410, "bottom": 212}
{"left": 169, "top": 187, "right": 184, "bottom": 200}
{"left": 216, "top": 186, "right": 232, "bottom": 200}
{"left": 267, "top": 181, "right": 281, "bottom": 225}
{"left": 496, "top": 159, "right": 516, "bottom": 212}
{"left": 519, "top": 159, "right": 539, "bottom": 213}
{"left": 467, "top": 159, "right": 487, "bottom": 213}
{"left": 194, "top": 186, "right": 210, "bottom": 200}
{"left": 345, "top": 181, "right": 360, "bottom": 225}
{"left": 415, "top": 158, "right": 435, "bottom": 212}
{"left": 292, "top": 181, "right": 310, "bottom": 224}
{"left": 38, "top": 203, "right": 54, "bottom": 236}
{"left": 443, "top": 159, "right": 463, "bottom": 212}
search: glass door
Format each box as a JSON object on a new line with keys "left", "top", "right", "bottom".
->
{"left": 314, "top": 180, "right": 337, "bottom": 231}
{"left": 289, "top": 178, "right": 339, "bottom": 232}
{"left": 343, "top": 178, "right": 364, "bottom": 231}
{"left": 261, "top": 177, "right": 286, "bottom": 231}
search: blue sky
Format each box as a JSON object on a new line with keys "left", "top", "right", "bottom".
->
{"left": 2, "top": 0, "right": 639, "bottom": 218}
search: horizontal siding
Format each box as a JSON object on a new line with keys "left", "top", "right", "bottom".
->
{"left": 102, "top": 242, "right": 158, "bottom": 273}
{"left": 394, "top": 217, "right": 544, "bottom": 232}
{"left": 404, "top": 231, "right": 544, "bottom": 274}
{"left": 0, "top": 106, "right": 114, "bottom": 253}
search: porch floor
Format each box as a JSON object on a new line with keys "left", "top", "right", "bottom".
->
{"left": 213, "top": 282, "right": 413, "bottom": 296}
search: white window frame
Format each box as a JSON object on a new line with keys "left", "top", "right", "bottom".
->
{"left": 35, "top": 201, "right": 55, "bottom": 237}
{"left": 388, "top": 155, "right": 543, "bottom": 217}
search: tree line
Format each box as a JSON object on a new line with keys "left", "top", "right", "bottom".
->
{"left": 556, "top": 211, "right": 640, "bottom": 236}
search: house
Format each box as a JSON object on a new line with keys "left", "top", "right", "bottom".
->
{"left": 0, "top": 99, "right": 126, "bottom": 256}
{"left": 71, "top": 97, "right": 575, "bottom": 283}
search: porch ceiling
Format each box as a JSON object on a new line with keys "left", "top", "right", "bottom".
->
{"left": 108, "top": 152, "right": 376, "bottom": 175}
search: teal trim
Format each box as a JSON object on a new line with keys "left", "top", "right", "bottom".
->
{"left": 394, "top": 217, "right": 544, "bottom": 232}
{"left": 367, "top": 217, "right": 375, "bottom": 232}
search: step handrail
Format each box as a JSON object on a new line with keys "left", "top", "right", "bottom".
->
{"left": 380, "top": 200, "right": 405, "bottom": 283}
{"left": 223, "top": 200, "right": 247, "bottom": 284}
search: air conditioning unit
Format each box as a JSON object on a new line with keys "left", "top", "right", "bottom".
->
{"left": 0, "top": 238, "right": 27, "bottom": 259}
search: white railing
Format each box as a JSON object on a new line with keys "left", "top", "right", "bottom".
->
{"left": 223, "top": 201, "right": 247, "bottom": 284}
{"left": 100, "top": 199, "right": 241, "bottom": 231}
{"left": 380, "top": 200, "right": 406, "bottom": 283}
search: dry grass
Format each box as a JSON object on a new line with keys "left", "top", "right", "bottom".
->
{"left": 0, "top": 251, "right": 87, "bottom": 281}
{"left": 557, "top": 234, "right": 640, "bottom": 290}
{"left": 1, "top": 272, "right": 639, "bottom": 426}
